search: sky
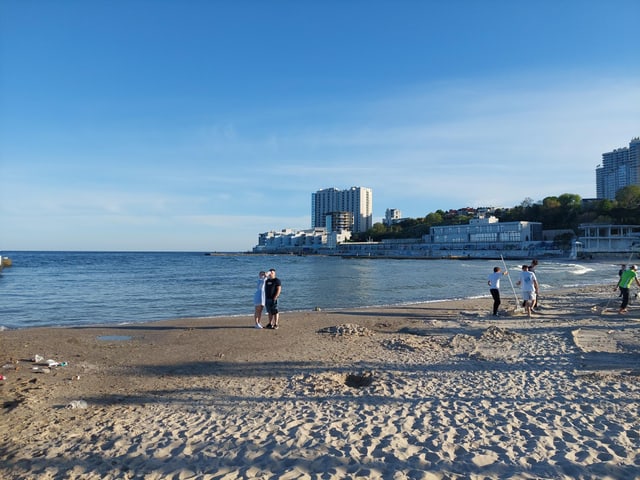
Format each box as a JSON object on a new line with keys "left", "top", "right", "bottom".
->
{"left": 1, "top": 1, "right": 639, "bottom": 252}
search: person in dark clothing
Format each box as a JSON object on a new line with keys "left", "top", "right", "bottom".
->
{"left": 617, "top": 265, "right": 640, "bottom": 314}
{"left": 618, "top": 264, "right": 626, "bottom": 297}
{"left": 264, "top": 268, "right": 282, "bottom": 329}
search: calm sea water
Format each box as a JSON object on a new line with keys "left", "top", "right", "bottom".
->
{"left": 0, "top": 251, "right": 621, "bottom": 330}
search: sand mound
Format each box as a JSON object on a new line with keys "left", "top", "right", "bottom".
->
{"left": 317, "top": 323, "right": 374, "bottom": 337}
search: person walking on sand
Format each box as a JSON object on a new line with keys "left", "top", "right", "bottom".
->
{"left": 516, "top": 265, "right": 539, "bottom": 318}
{"left": 264, "top": 268, "right": 282, "bottom": 329}
{"left": 487, "top": 266, "right": 508, "bottom": 316}
{"left": 253, "top": 271, "right": 267, "bottom": 328}
{"left": 616, "top": 264, "right": 640, "bottom": 314}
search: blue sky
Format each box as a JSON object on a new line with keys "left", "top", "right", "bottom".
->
{"left": 1, "top": 1, "right": 639, "bottom": 252}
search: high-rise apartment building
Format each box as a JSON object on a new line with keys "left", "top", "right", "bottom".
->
{"left": 311, "top": 187, "right": 373, "bottom": 233}
{"left": 596, "top": 137, "right": 640, "bottom": 200}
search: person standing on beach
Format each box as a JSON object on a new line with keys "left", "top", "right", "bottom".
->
{"left": 487, "top": 266, "right": 508, "bottom": 316}
{"left": 264, "top": 268, "right": 282, "bottom": 329}
{"left": 616, "top": 264, "right": 640, "bottom": 314}
{"left": 253, "top": 271, "right": 267, "bottom": 328}
{"left": 516, "top": 265, "right": 539, "bottom": 318}
{"left": 618, "top": 264, "right": 626, "bottom": 277}
{"left": 528, "top": 259, "right": 540, "bottom": 310}
{"left": 618, "top": 264, "right": 627, "bottom": 297}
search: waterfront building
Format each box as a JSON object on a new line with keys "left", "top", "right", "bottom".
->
{"left": 596, "top": 137, "right": 640, "bottom": 200}
{"left": 311, "top": 187, "right": 373, "bottom": 233}
{"left": 427, "top": 215, "right": 542, "bottom": 244}
{"left": 253, "top": 228, "right": 351, "bottom": 253}
{"left": 254, "top": 211, "right": 553, "bottom": 258}
{"left": 575, "top": 224, "right": 640, "bottom": 257}
{"left": 335, "top": 215, "right": 549, "bottom": 259}
{"left": 254, "top": 200, "right": 558, "bottom": 258}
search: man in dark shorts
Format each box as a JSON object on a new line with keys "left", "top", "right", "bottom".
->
{"left": 264, "top": 268, "right": 282, "bottom": 329}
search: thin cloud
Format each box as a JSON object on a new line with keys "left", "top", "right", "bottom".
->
{"left": 2, "top": 72, "right": 638, "bottom": 250}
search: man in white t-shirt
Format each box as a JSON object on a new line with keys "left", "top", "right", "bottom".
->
{"left": 487, "top": 266, "right": 508, "bottom": 316}
{"left": 516, "top": 265, "right": 539, "bottom": 318}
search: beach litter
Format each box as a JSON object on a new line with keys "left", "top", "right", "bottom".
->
{"left": 31, "top": 354, "right": 68, "bottom": 368}
{"left": 67, "top": 400, "right": 88, "bottom": 409}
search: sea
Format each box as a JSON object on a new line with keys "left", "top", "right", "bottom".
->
{"left": 0, "top": 251, "right": 623, "bottom": 330}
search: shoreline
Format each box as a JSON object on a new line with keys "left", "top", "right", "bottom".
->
{"left": 0, "top": 283, "right": 615, "bottom": 332}
{"left": 2, "top": 251, "right": 625, "bottom": 331}
{"left": 1, "top": 284, "right": 639, "bottom": 479}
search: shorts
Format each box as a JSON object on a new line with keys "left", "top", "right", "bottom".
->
{"left": 522, "top": 291, "right": 536, "bottom": 302}
{"left": 265, "top": 299, "right": 279, "bottom": 315}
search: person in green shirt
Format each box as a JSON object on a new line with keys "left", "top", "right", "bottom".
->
{"left": 616, "top": 264, "right": 640, "bottom": 314}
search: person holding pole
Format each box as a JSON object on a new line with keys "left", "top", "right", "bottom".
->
{"left": 500, "top": 255, "right": 522, "bottom": 314}
{"left": 487, "top": 266, "right": 508, "bottom": 316}
{"left": 616, "top": 264, "right": 640, "bottom": 314}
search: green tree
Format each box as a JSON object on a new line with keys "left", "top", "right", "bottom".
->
{"left": 355, "top": 190, "right": 638, "bottom": 243}
{"left": 370, "top": 222, "right": 388, "bottom": 235}
{"left": 542, "top": 196, "right": 561, "bottom": 209}
{"left": 424, "top": 212, "right": 444, "bottom": 226}
{"left": 615, "top": 185, "right": 640, "bottom": 208}
{"left": 558, "top": 193, "right": 582, "bottom": 209}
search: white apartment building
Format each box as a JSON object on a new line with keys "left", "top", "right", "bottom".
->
{"left": 311, "top": 187, "right": 373, "bottom": 233}
{"left": 253, "top": 228, "right": 351, "bottom": 253}
{"left": 596, "top": 137, "right": 640, "bottom": 200}
{"left": 384, "top": 208, "right": 402, "bottom": 226}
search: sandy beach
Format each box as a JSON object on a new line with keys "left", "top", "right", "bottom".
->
{"left": 1, "top": 284, "right": 639, "bottom": 479}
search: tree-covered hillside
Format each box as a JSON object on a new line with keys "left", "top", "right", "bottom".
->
{"left": 353, "top": 186, "right": 640, "bottom": 243}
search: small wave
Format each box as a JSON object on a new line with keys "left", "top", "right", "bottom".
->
{"left": 560, "top": 281, "right": 611, "bottom": 288}
{"left": 568, "top": 265, "right": 595, "bottom": 275}
{"left": 547, "top": 263, "right": 596, "bottom": 275}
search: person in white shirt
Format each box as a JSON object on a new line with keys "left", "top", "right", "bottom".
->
{"left": 516, "top": 265, "right": 539, "bottom": 318}
{"left": 253, "top": 271, "right": 267, "bottom": 328}
{"left": 487, "top": 266, "right": 508, "bottom": 316}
